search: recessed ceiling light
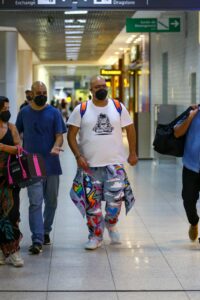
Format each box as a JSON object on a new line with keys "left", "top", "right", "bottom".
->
{"left": 64, "top": 19, "right": 74, "bottom": 23}
{"left": 65, "top": 47, "right": 80, "bottom": 49}
{"left": 65, "top": 31, "right": 84, "bottom": 34}
{"left": 65, "top": 25, "right": 84, "bottom": 29}
{"left": 65, "top": 49, "right": 80, "bottom": 52}
{"left": 65, "top": 42, "right": 81, "bottom": 45}
{"left": 77, "top": 19, "right": 86, "bottom": 24}
{"left": 65, "top": 48, "right": 80, "bottom": 51}
{"left": 65, "top": 36, "right": 82, "bottom": 39}
{"left": 64, "top": 11, "right": 88, "bottom": 15}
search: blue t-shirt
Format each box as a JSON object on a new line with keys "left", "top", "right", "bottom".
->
{"left": 181, "top": 109, "right": 200, "bottom": 173}
{"left": 16, "top": 105, "right": 66, "bottom": 176}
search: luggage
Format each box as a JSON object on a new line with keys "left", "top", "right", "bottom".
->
{"left": 6, "top": 146, "right": 46, "bottom": 188}
{"left": 153, "top": 106, "right": 192, "bottom": 157}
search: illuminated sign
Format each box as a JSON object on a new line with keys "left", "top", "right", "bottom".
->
{"left": 100, "top": 69, "right": 122, "bottom": 76}
{"left": 126, "top": 18, "right": 181, "bottom": 33}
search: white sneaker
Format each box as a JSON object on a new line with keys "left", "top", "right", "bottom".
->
{"left": 107, "top": 226, "right": 121, "bottom": 244}
{"left": 0, "top": 250, "right": 5, "bottom": 265}
{"left": 7, "top": 251, "right": 24, "bottom": 267}
{"left": 85, "top": 238, "right": 102, "bottom": 250}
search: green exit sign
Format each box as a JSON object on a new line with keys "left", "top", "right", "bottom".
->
{"left": 126, "top": 18, "right": 181, "bottom": 33}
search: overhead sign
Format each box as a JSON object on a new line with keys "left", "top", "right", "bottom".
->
{"left": 77, "top": 0, "right": 147, "bottom": 9}
{"left": 0, "top": 0, "right": 199, "bottom": 9}
{"left": 100, "top": 69, "right": 122, "bottom": 76}
{"left": 0, "top": 0, "right": 72, "bottom": 9}
{"left": 148, "top": 0, "right": 200, "bottom": 10}
{"left": 126, "top": 18, "right": 181, "bottom": 33}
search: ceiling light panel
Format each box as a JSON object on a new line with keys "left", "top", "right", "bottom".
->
{"left": 64, "top": 11, "right": 88, "bottom": 15}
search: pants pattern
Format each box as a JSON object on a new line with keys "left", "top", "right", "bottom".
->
{"left": 84, "top": 165, "right": 125, "bottom": 241}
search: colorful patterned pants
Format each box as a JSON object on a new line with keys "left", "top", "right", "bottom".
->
{"left": 84, "top": 165, "right": 126, "bottom": 241}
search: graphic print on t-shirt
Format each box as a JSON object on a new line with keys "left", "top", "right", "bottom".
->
{"left": 93, "top": 113, "right": 114, "bottom": 135}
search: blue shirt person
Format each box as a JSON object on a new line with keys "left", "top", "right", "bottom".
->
{"left": 174, "top": 105, "right": 200, "bottom": 242}
{"left": 16, "top": 81, "right": 66, "bottom": 254}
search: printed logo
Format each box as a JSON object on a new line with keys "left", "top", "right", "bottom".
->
{"left": 93, "top": 113, "right": 113, "bottom": 135}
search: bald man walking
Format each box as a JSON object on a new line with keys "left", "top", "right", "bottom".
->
{"left": 16, "top": 81, "right": 66, "bottom": 254}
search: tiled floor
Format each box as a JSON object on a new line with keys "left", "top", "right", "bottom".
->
{"left": 1, "top": 144, "right": 200, "bottom": 300}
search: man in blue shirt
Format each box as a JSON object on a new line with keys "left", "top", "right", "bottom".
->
{"left": 174, "top": 105, "right": 200, "bottom": 242}
{"left": 16, "top": 81, "right": 66, "bottom": 254}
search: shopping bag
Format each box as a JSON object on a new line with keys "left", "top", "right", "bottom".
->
{"left": 6, "top": 146, "right": 46, "bottom": 188}
{"left": 153, "top": 106, "right": 192, "bottom": 157}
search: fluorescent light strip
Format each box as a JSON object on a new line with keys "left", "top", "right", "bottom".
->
{"left": 64, "top": 11, "right": 88, "bottom": 15}
{"left": 65, "top": 48, "right": 80, "bottom": 51}
{"left": 65, "top": 31, "right": 84, "bottom": 34}
{"left": 66, "top": 56, "right": 78, "bottom": 59}
{"left": 64, "top": 19, "right": 74, "bottom": 23}
{"left": 65, "top": 25, "right": 84, "bottom": 29}
{"left": 77, "top": 19, "right": 86, "bottom": 24}
{"left": 65, "top": 35, "right": 82, "bottom": 38}
{"left": 65, "top": 49, "right": 79, "bottom": 54}
{"left": 65, "top": 39, "right": 82, "bottom": 42}
{"left": 65, "top": 43, "right": 81, "bottom": 46}
{"left": 65, "top": 48, "right": 80, "bottom": 53}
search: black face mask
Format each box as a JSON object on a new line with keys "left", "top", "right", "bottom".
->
{"left": 95, "top": 89, "right": 108, "bottom": 100}
{"left": 0, "top": 110, "right": 11, "bottom": 123}
{"left": 26, "top": 96, "right": 32, "bottom": 101}
{"left": 34, "top": 95, "right": 47, "bottom": 107}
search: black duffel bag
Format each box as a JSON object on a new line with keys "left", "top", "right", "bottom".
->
{"left": 153, "top": 106, "right": 192, "bottom": 157}
{"left": 6, "top": 146, "right": 46, "bottom": 188}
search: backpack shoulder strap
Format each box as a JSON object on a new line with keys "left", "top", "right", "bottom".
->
{"left": 112, "top": 99, "right": 122, "bottom": 116}
{"left": 80, "top": 101, "right": 88, "bottom": 118}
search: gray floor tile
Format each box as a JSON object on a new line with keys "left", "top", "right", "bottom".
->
{"left": 187, "top": 292, "right": 200, "bottom": 300}
{"left": 0, "top": 293, "right": 46, "bottom": 300}
{"left": 47, "top": 292, "right": 118, "bottom": 300}
{"left": 118, "top": 292, "right": 189, "bottom": 300}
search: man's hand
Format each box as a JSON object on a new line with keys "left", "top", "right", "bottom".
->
{"left": 50, "top": 146, "right": 64, "bottom": 155}
{"left": 127, "top": 153, "right": 138, "bottom": 166}
{"left": 76, "top": 155, "right": 89, "bottom": 170}
{"left": 189, "top": 106, "right": 199, "bottom": 119}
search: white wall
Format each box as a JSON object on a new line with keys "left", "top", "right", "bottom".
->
{"left": 150, "top": 11, "right": 200, "bottom": 156}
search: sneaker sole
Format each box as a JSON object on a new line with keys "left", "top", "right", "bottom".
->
{"left": 7, "top": 258, "right": 24, "bottom": 267}
{"left": 85, "top": 241, "right": 102, "bottom": 250}
{"left": 30, "top": 249, "right": 43, "bottom": 255}
{"left": 43, "top": 241, "right": 51, "bottom": 245}
{"left": 29, "top": 247, "right": 43, "bottom": 255}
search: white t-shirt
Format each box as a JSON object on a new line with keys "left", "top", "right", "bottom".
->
{"left": 67, "top": 99, "right": 133, "bottom": 167}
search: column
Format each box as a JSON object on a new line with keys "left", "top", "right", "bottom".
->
{"left": 0, "top": 29, "right": 18, "bottom": 122}
{"left": 18, "top": 50, "right": 33, "bottom": 107}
